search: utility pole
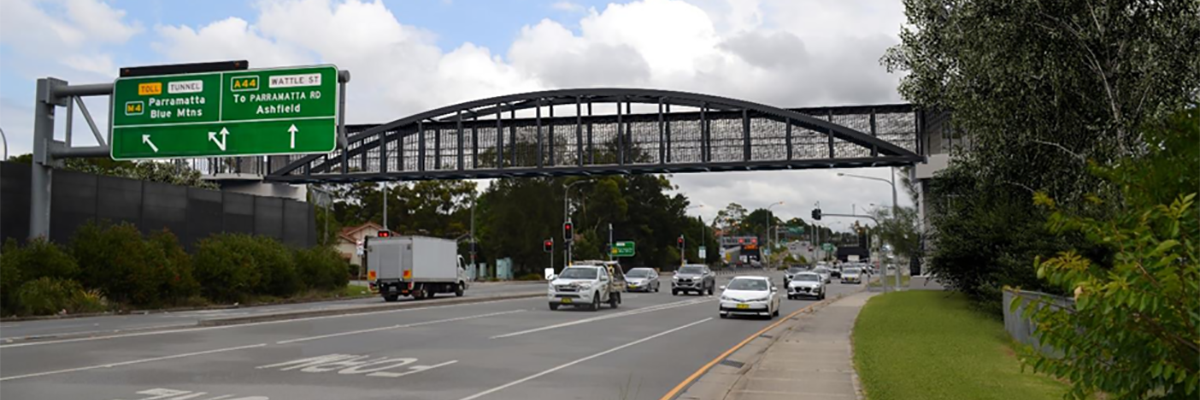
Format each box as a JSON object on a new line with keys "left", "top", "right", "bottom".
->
{"left": 608, "top": 223, "right": 613, "bottom": 261}
{"left": 470, "top": 199, "right": 476, "bottom": 270}
{"left": 382, "top": 183, "right": 388, "bottom": 231}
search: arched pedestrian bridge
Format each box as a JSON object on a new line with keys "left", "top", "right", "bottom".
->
{"left": 263, "top": 89, "right": 925, "bottom": 183}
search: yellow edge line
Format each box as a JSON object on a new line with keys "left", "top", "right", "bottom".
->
{"left": 658, "top": 301, "right": 822, "bottom": 400}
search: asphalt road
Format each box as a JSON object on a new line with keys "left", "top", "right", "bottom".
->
{"left": 0, "top": 281, "right": 547, "bottom": 341}
{"left": 0, "top": 271, "right": 863, "bottom": 400}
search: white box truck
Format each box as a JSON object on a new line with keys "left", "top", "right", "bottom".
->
{"left": 366, "top": 236, "right": 469, "bottom": 302}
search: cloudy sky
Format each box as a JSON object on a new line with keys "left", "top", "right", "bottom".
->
{"left": 0, "top": 0, "right": 914, "bottom": 232}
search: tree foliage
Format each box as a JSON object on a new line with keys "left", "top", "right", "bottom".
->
{"left": 1018, "top": 106, "right": 1198, "bottom": 399}
{"left": 887, "top": 0, "right": 1200, "bottom": 311}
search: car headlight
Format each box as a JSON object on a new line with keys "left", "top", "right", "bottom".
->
{"left": 749, "top": 296, "right": 770, "bottom": 302}
{"left": 577, "top": 282, "right": 593, "bottom": 289}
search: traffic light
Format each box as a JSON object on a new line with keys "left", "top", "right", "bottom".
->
{"left": 543, "top": 238, "right": 554, "bottom": 253}
{"left": 563, "top": 221, "right": 574, "bottom": 243}
{"left": 811, "top": 208, "right": 822, "bottom": 221}
{"left": 677, "top": 235, "right": 685, "bottom": 250}
{"left": 377, "top": 230, "right": 392, "bottom": 238}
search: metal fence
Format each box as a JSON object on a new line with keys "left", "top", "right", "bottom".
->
{"left": 1, "top": 161, "right": 316, "bottom": 250}
{"left": 1003, "top": 289, "right": 1072, "bottom": 356}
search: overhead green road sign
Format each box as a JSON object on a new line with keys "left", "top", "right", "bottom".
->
{"left": 110, "top": 65, "right": 339, "bottom": 160}
{"left": 611, "top": 241, "right": 635, "bottom": 257}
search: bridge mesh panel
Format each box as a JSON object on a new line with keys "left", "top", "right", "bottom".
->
{"left": 876, "top": 112, "right": 917, "bottom": 153}
{"left": 628, "top": 119, "right": 659, "bottom": 165}
{"left": 751, "top": 116, "right": 787, "bottom": 161}
{"left": 708, "top": 116, "right": 741, "bottom": 163}
{"left": 833, "top": 113, "right": 872, "bottom": 158}
{"left": 438, "top": 128, "right": 458, "bottom": 171}
{"left": 402, "top": 133, "right": 419, "bottom": 172}
{"left": 590, "top": 119, "right": 619, "bottom": 165}
{"left": 667, "top": 114, "right": 702, "bottom": 164}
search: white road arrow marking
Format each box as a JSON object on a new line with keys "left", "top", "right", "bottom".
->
{"left": 288, "top": 124, "right": 298, "bottom": 149}
{"left": 207, "top": 127, "right": 229, "bottom": 151}
{"left": 141, "top": 135, "right": 159, "bottom": 153}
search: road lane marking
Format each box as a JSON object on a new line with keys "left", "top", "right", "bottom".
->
{"left": 276, "top": 310, "right": 526, "bottom": 344}
{"left": 257, "top": 354, "right": 458, "bottom": 378}
{"left": 0, "top": 297, "right": 536, "bottom": 349}
{"left": 489, "top": 297, "right": 712, "bottom": 339}
{"left": 459, "top": 317, "right": 712, "bottom": 400}
{"left": 0, "top": 343, "right": 267, "bottom": 382}
{"left": 657, "top": 300, "right": 824, "bottom": 400}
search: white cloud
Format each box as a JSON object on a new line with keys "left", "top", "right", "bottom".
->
{"left": 551, "top": 1, "right": 584, "bottom": 12}
{"left": 0, "top": 0, "right": 141, "bottom": 76}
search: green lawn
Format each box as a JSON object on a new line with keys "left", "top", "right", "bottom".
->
{"left": 853, "top": 291, "right": 1069, "bottom": 400}
{"left": 867, "top": 274, "right": 911, "bottom": 287}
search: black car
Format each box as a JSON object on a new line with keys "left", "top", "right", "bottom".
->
{"left": 672, "top": 265, "right": 715, "bottom": 295}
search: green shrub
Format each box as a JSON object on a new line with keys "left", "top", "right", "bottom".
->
{"left": 249, "top": 236, "right": 301, "bottom": 297}
{"left": 70, "top": 221, "right": 171, "bottom": 307}
{"left": 148, "top": 230, "right": 199, "bottom": 303}
{"left": 193, "top": 234, "right": 261, "bottom": 302}
{"left": 295, "top": 246, "right": 349, "bottom": 290}
{"left": 0, "top": 240, "right": 23, "bottom": 315}
{"left": 4, "top": 237, "right": 79, "bottom": 282}
{"left": 15, "top": 277, "right": 107, "bottom": 316}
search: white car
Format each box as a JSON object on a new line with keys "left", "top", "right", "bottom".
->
{"left": 547, "top": 265, "right": 621, "bottom": 311}
{"left": 787, "top": 272, "right": 826, "bottom": 300}
{"left": 812, "top": 267, "right": 833, "bottom": 284}
{"left": 841, "top": 267, "right": 864, "bottom": 284}
{"left": 718, "top": 276, "right": 781, "bottom": 319}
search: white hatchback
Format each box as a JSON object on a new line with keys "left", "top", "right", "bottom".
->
{"left": 718, "top": 276, "right": 781, "bottom": 319}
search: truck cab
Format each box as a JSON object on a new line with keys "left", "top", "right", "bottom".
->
{"left": 547, "top": 261, "right": 624, "bottom": 311}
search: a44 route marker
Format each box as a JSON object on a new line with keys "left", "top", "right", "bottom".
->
{"left": 110, "top": 64, "right": 339, "bottom": 160}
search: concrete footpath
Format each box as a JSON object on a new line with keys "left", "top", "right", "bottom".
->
{"left": 678, "top": 290, "right": 877, "bottom": 400}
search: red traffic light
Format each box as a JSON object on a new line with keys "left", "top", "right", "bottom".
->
{"left": 377, "top": 230, "right": 391, "bottom": 237}
{"left": 543, "top": 239, "right": 554, "bottom": 253}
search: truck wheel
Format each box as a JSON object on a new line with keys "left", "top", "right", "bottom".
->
{"left": 590, "top": 294, "right": 601, "bottom": 311}
{"left": 549, "top": 303, "right": 559, "bottom": 310}
{"left": 383, "top": 294, "right": 399, "bottom": 302}
{"left": 413, "top": 289, "right": 426, "bottom": 300}
{"left": 455, "top": 282, "right": 465, "bottom": 297}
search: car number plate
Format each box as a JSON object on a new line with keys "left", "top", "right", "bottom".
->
{"left": 561, "top": 298, "right": 572, "bottom": 304}
{"left": 736, "top": 304, "right": 749, "bottom": 309}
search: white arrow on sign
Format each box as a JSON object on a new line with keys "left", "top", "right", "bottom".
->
{"left": 207, "top": 127, "right": 230, "bottom": 151}
{"left": 142, "top": 135, "right": 159, "bottom": 153}
{"left": 288, "top": 124, "right": 298, "bottom": 149}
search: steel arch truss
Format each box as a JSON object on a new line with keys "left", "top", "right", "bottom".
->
{"left": 264, "top": 89, "right": 924, "bottom": 183}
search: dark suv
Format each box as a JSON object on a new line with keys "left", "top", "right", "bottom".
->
{"left": 672, "top": 265, "right": 715, "bottom": 295}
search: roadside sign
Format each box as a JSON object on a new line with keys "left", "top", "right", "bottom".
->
{"left": 610, "top": 241, "right": 635, "bottom": 257}
{"left": 822, "top": 243, "right": 835, "bottom": 252}
{"left": 698, "top": 246, "right": 706, "bottom": 259}
{"left": 544, "top": 268, "right": 555, "bottom": 280}
{"left": 787, "top": 226, "right": 804, "bottom": 235}
{"left": 110, "top": 65, "right": 339, "bottom": 160}
{"left": 356, "top": 239, "right": 364, "bottom": 256}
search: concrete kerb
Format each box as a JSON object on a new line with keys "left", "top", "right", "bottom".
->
{"left": 197, "top": 291, "right": 544, "bottom": 326}
{"left": 672, "top": 285, "right": 868, "bottom": 400}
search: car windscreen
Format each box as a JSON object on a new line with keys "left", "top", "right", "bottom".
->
{"left": 814, "top": 268, "right": 829, "bottom": 273}
{"left": 679, "top": 266, "right": 704, "bottom": 275}
{"left": 626, "top": 269, "right": 651, "bottom": 277}
{"left": 727, "top": 279, "right": 768, "bottom": 291}
{"left": 558, "top": 268, "right": 597, "bottom": 279}
{"left": 844, "top": 268, "right": 861, "bottom": 274}
{"left": 786, "top": 267, "right": 805, "bottom": 273}
{"left": 795, "top": 274, "right": 820, "bottom": 282}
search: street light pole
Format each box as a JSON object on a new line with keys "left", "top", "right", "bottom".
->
{"left": 766, "top": 201, "right": 783, "bottom": 269}
{"left": 838, "top": 170, "right": 900, "bottom": 290}
{"left": 563, "top": 179, "right": 594, "bottom": 267}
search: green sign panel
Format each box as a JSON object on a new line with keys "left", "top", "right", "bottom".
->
{"left": 822, "top": 243, "right": 835, "bottom": 252}
{"left": 787, "top": 226, "right": 804, "bottom": 235}
{"left": 110, "top": 65, "right": 339, "bottom": 160}
{"left": 610, "top": 241, "right": 635, "bottom": 258}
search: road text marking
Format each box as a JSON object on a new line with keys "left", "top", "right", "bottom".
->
{"left": 257, "top": 354, "right": 457, "bottom": 379}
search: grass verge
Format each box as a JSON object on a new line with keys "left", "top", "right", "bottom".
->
{"left": 868, "top": 275, "right": 911, "bottom": 287}
{"left": 852, "top": 291, "right": 1068, "bottom": 400}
